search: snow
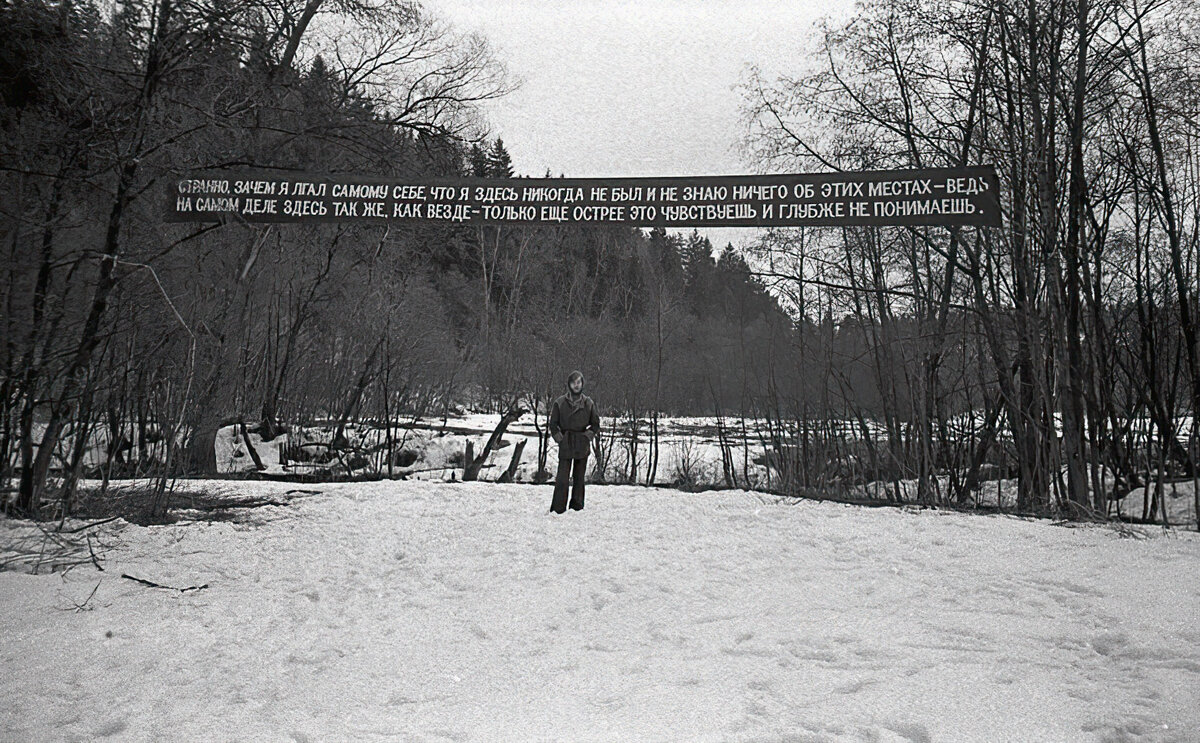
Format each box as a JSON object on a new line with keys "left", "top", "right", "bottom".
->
{"left": 1115, "top": 480, "right": 1200, "bottom": 526}
{"left": 3, "top": 480, "right": 1200, "bottom": 742}
{"left": 215, "top": 424, "right": 288, "bottom": 474}
{"left": 282, "top": 413, "right": 771, "bottom": 488}
{"left": 201, "top": 414, "right": 1197, "bottom": 527}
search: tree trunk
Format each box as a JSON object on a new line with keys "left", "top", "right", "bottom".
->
{"left": 497, "top": 439, "right": 527, "bottom": 483}
{"left": 15, "top": 0, "right": 176, "bottom": 514}
{"left": 332, "top": 338, "right": 384, "bottom": 449}
{"left": 463, "top": 407, "right": 525, "bottom": 481}
{"left": 186, "top": 423, "right": 220, "bottom": 476}
{"left": 1058, "top": 0, "right": 1091, "bottom": 515}
{"left": 239, "top": 420, "right": 266, "bottom": 471}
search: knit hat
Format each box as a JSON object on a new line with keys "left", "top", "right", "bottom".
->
{"left": 567, "top": 370, "right": 584, "bottom": 388}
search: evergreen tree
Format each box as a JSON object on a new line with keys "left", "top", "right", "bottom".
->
{"left": 487, "top": 137, "right": 514, "bottom": 177}
{"left": 647, "top": 227, "right": 684, "bottom": 286}
{"left": 680, "top": 230, "right": 717, "bottom": 316}
{"left": 467, "top": 142, "right": 489, "bottom": 176}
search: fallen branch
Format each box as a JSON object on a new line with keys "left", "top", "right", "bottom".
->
{"left": 1109, "top": 521, "right": 1150, "bottom": 540}
{"left": 87, "top": 534, "right": 105, "bottom": 572}
{"left": 58, "top": 515, "right": 123, "bottom": 534}
{"left": 72, "top": 581, "right": 102, "bottom": 612}
{"left": 121, "top": 573, "right": 209, "bottom": 592}
{"left": 187, "top": 499, "right": 288, "bottom": 511}
{"left": 0, "top": 520, "right": 101, "bottom": 575}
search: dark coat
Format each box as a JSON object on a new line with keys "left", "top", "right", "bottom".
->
{"left": 549, "top": 393, "right": 600, "bottom": 459}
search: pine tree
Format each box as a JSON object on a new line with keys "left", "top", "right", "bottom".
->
{"left": 680, "top": 230, "right": 717, "bottom": 316}
{"left": 467, "top": 142, "right": 489, "bottom": 176}
{"left": 487, "top": 137, "right": 514, "bottom": 177}
{"left": 713, "top": 243, "right": 788, "bottom": 325}
{"left": 647, "top": 226, "right": 683, "bottom": 286}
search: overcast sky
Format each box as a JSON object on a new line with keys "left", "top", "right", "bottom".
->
{"left": 434, "top": 0, "right": 856, "bottom": 247}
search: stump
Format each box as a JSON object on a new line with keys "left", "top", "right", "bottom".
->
{"left": 463, "top": 407, "right": 525, "bottom": 481}
{"left": 497, "top": 439, "right": 527, "bottom": 483}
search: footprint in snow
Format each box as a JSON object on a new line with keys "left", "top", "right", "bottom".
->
{"left": 91, "top": 720, "right": 127, "bottom": 738}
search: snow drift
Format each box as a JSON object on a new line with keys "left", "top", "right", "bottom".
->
{"left": 2, "top": 480, "right": 1198, "bottom": 742}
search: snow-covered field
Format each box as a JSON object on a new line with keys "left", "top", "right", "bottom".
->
{"left": 3, "top": 480, "right": 1199, "bottom": 742}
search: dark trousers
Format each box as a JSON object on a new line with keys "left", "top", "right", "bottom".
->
{"left": 551, "top": 456, "right": 588, "bottom": 513}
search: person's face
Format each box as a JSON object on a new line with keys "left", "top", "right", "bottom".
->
{"left": 570, "top": 377, "right": 583, "bottom": 394}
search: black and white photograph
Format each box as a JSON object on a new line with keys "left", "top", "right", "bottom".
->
{"left": 2, "top": 0, "right": 1199, "bottom": 740}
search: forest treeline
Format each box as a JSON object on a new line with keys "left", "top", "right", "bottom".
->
{"left": 3, "top": 0, "right": 1200, "bottom": 524}
{"left": 742, "top": 0, "right": 1200, "bottom": 520}
{"left": 0, "top": 0, "right": 801, "bottom": 517}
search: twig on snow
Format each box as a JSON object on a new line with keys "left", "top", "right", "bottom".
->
{"left": 58, "top": 515, "right": 123, "bottom": 534}
{"left": 72, "top": 581, "right": 102, "bottom": 612}
{"left": 87, "top": 534, "right": 105, "bottom": 571}
{"left": 121, "top": 573, "right": 209, "bottom": 592}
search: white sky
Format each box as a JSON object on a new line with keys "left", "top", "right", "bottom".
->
{"left": 433, "top": 0, "right": 857, "bottom": 247}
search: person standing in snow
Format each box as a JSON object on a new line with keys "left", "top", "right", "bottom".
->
{"left": 548, "top": 370, "right": 601, "bottom": 513}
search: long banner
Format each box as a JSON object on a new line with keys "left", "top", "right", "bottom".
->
{"left": 165, "top": 166, "right": 1001, "bottom": 228}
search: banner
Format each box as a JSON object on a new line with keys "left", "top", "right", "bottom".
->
{"left": 165, "top": 166, "right": 1002, "bottom": 228}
